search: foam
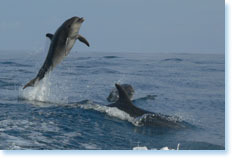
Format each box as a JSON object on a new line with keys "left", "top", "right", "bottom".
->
{"left": 80, "top": 143, "right": 100, "bottom": 150}
{"left": 77, "top": 102, "right": 138, "bottom": 126}
{"left": 19, "top": 74, "right": 68, "bottom": 105}
{"left": 133, "top": 143, "right": 180, "bottom": 150}
{"left": 72, "top": 102, "right": 186, "bottom": 128}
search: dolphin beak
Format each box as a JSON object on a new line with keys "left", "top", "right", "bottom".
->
{"left": 78, "top": 17, "right": 84, "bottom": 23}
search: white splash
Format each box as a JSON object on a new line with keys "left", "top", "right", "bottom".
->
{"left": 19, "top": 74, "right": 68, "bottom": 104}
{"left": 132, "top": 146, "right": 148, "bottom": 150}
{"left": 78, "top": 102, "right": 137, "bottom": 124}
{"left": 133, "top": 143, "right": 180, "bottom": 150}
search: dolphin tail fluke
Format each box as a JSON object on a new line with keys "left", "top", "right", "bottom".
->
{"left": 115, "top": 83, "right": 133, "bottom": 105}
{"left": 23, "top": 77, "right": 38, "bottom": 89}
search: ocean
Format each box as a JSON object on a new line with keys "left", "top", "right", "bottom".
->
{"left": 0, "top": 48, "right": 225, "bottom": 150}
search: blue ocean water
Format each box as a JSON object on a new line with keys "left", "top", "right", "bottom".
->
{"left": 0, "top": 49, "right": 225, "bottom": 150}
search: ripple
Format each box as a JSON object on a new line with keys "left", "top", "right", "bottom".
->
{"left": 0, "top": 61, "right": 32, "bottom": 67}
{"left": 103, "top": 56, "right": 120, "bottom": 59}
{"left": 162, "top": 58, "right": 183, "bottom": 62}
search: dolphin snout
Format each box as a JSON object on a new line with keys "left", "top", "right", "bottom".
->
{"left": 78, "top": 17, "right": 84, "bottom": 23}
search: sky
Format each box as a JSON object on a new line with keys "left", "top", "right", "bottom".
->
{"left": 0, "top": 0, "right": 224, "bottom": 54}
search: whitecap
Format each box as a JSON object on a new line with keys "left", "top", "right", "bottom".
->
{"left": 19, "top": 74, "right": 68, "bottom": 105}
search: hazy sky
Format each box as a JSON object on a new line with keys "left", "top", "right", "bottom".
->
{"left": 0, "top": 0, "right": 224, "bottom": 53}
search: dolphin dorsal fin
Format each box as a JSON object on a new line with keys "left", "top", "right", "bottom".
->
{"left": 115, "top": 83, "right": 133, "bottom": 105}
{"left": 46, "top": 33, "right": 54, "bottom": 40}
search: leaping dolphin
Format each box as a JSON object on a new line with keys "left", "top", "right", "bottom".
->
{"left": 108, "top": 84, "right": 189, "bottom": 128}
{"left": 23, "top": 16, "right": 89, "bottom": 89}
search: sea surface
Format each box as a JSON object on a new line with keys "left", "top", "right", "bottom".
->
{"left": 0, "top": 48, "right": 225, "bottom": 150}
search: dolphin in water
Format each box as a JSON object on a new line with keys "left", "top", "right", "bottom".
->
{"left": 23, "top": 16, "right": 89, "bottom": 89}
{"left": 108, "top": 84, "right": 189, "bottom": 128}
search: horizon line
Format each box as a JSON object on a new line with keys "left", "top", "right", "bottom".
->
{"left": 0, "top": 49, "right": 225, "bottom": 55}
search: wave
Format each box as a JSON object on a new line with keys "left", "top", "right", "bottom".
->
{"left": 132, "top": 141, "right": 225, "bottom": 150}
{"left": 201, "top": 68, "right": 224, "bottom": 72}
{"left": 0, "top": 79, "right": 19, "bottom": 88}
{"left": 133, "top": 95, "right": 158, "bottom": 102}
{"left": 103, "top": 56, "right": 120, "bottom": 59}
{"left": 0, "top": 61, "right": 32, "bottom": 67}
{"left": 68, "top": 101, "right": 189, "bottom": 129}
{"left": 161, "top": 58, "right": 183, "bottom": 62}
{"left": 133, "top": 113, "right": 189, "bottom": 128}
{"left": 69, "top": 101, "right": 138, "bottom": 126}
{"left": 192, "top": 61, "right": 224, "bottom": 65}
{"left": 133, "top": 143, "right": 180, "bottom": 150}
{"left": 91, "top": 68, "right": 121, "bottom": 74}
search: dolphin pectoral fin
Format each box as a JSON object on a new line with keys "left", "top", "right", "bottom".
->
{"left": 23, "top": 77, "right": 38, "bottom": 89}
{"left": 77, "top": 35, "right": 90, "bottom": 47}
{"left": 46, "top": 33, "right": 54, "bottom": 40}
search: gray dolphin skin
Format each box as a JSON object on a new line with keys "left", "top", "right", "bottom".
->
{"left": 108, "top": 84, "right": 188, "bottom": 128}
{"left": 107, "top": 84, "right": 134, "bottom": 102}
{"left": 23, "top": 16, "right": 89, "bottom": 89}
{"left": 108, "top": 84, "right": 153, "bottom": 117}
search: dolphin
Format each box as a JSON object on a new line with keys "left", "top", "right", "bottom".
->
{"left": 23, "top": 16, "right": 89, "bottom": 89}
{"left": 108, "top": 84, "right": 189, "bottom": 128}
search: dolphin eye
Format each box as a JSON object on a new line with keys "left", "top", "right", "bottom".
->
{"left": 68, "top": 24, "right": 71, "bottom": 28}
